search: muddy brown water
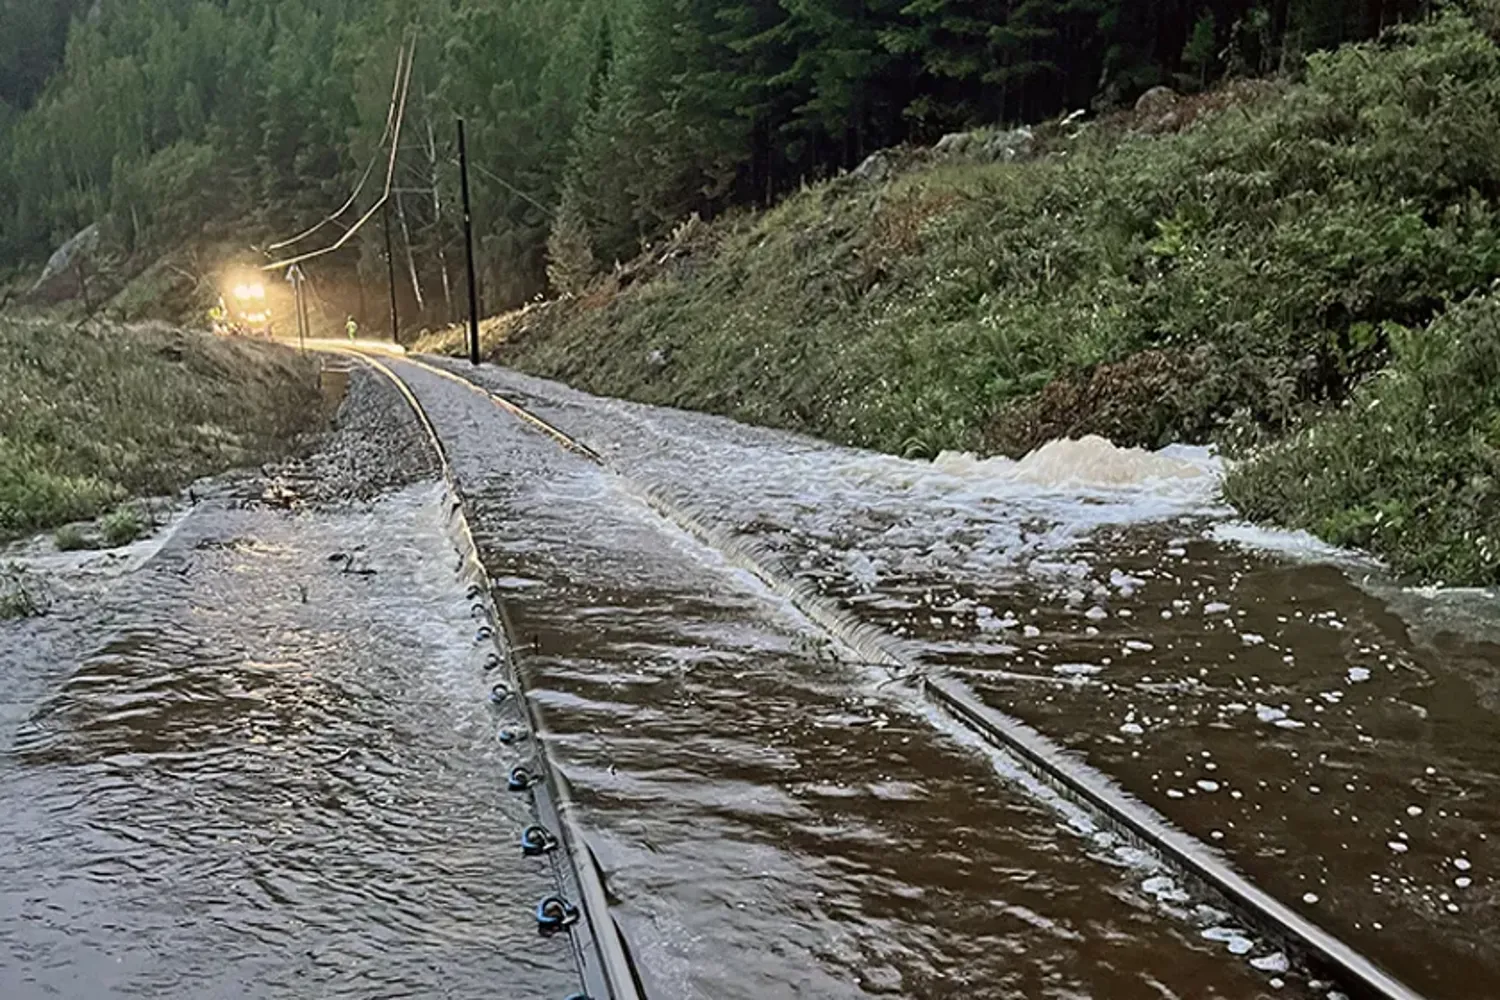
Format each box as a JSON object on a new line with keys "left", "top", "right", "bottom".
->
{"left": 5, "top": 350, "right": 1493, "bottom": 999}
{"left": 392, "top": 361, "right": 1296, "bottom": 999}
{"left": 432, "top": 357, "right": 1500, "bottom": 1000}
{"left": 0, "top": 484, "right": 582, "bottom": 998}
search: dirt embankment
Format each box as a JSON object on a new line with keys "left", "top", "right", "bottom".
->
{"left": 0, "top": 318, "right": 322, "bottom": 542}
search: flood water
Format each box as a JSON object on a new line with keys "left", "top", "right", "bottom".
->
{"left": 6, "top": 351, "right": 1495, "bottom": 1000}
{"left": 0, "top": 483, "right": 582, "bottom": 998}
{"left": 432, "top": 356, "right": 1500, "bottom": 1000}
{"left": 392, "top": 361, "right": 1295, "bottom": 999}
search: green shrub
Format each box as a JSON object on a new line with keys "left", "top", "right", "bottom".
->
{"left": 99, "top": 506, "right": 147, "bottom": 548}
{"left": 1226, "top": 290, "right": 1500, "bottom": 585}
{"left": 52, "top": 524, "right": 95, "bottom": 551}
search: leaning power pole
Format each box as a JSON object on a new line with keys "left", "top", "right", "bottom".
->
{"left": 457, "top": 118, "right": 481, "bottom": 367}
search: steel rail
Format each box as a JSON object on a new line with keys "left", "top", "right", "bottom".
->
{"left": 390, "top": 353, "right": 1431, "bottom": 1000}
{"left": 340, "top": 351, "right": 643, "bottom": 1000}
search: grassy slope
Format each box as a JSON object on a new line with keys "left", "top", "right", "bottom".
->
{"left": 0, "top": 319, "right": 320, "bottom": 539}
{"left": 422, "top": 12, "right": 1500, "bottom": 585}
{"left": 1225, "top": 291, "right": 1500, "bottom": 583}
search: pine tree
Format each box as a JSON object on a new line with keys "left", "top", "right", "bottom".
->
{"left": 546, "top": 185, "right": 597, "bottom": 296}
{"left": 1182, "top": 9, "right": 1218, "bottom": 87}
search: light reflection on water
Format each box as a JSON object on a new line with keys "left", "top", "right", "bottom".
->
{"left": 0, "top": 483, "right": 579, "bottom": 999}
{"left": 441, "top": 358, "right": 1500, "bottom": 1000}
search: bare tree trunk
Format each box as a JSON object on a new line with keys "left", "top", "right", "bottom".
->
{"left": 427, "top": 120, "right": 454, "bottom": 320}
{"left": 395, "top": 188, "right": 425, "bottom": 313}
{"left": 74, "top": 258, "right": 91, "bottom": 314}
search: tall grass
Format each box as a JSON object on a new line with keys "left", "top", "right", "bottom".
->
{"left": 0, "top": 320, "right": 320, "bottom": 539}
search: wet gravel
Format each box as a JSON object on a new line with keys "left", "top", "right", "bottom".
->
{"left": 254, "top": 365, "right": 439, "bottom": 507}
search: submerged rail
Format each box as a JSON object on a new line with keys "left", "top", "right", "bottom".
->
{"left": 383, "top": 352, "right": 1430, "bottom": 1000}
{"left": 342, "top": 352, "right": 643, "bottom": 1000}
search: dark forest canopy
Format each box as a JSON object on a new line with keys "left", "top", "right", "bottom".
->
{"left": 0, "top": 0, "right": 1441, "bottom": 317}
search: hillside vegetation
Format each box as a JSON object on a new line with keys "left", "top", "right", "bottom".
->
{"left": 2, "top": 0, "right": 1436, "bottom": 324}
{"left": 422, "top": 10, "right": 1500, "bottom": 585}
{"left": 7, "top": 1, "right": 1497, "bottom": 583}
{"left": 0, "top": 321, "right": 319, "bottom": 541}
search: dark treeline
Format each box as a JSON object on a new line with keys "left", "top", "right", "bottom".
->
{"left": 0, "top": 0, "right": 1435, "bottom": 320}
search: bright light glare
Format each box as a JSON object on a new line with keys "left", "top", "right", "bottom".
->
{"left": 232, "top": 282, "right": 266, "bottom": 300}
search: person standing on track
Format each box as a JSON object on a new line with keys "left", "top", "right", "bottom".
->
{"left": 346, "top": 315, "right": 358, "bottom": 341}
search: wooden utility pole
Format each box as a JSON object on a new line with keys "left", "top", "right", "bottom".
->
{"left": 457, "top": 118, "right": 480, "bottom": 367}
{"left": 289, "top": 264, "right": 307, "bottom": 352}
{"left": 426, "top": 120, "right": 454, "bottom": 321}
{"left": 382, "top": 201, "right": 399, "bottom": 343}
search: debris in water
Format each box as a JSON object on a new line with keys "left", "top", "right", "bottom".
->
{"left": 1347, "top": 666, "right": 1371, "bottom": 683}
{"left": 1254, "top": 704, "right": 1287, "bottom": 723}
{"left": 1251, "top": 952, "right": 1291, "bottom": 974}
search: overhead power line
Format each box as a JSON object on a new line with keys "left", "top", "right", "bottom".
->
{"left": 266, "top": 43, "right": 408, "bottom": 254}
{"left": 467, "top": 160, "right": 555, "bottom": 219}
{"left": 261, "top": 33, "right": 416, "bottom": 272}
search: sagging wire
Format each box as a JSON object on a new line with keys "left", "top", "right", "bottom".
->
{"left": 265, "top": 38, "right": 409, "bottom": 252}
{"left": 260, "top": 29, "right": 417, "bottom": 272}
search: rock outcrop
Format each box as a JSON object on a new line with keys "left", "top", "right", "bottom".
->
{"left": 27, "top": 224, "right": 102, "bottom": 304}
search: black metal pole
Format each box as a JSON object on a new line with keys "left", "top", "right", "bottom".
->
{"left": 457, "top": 117, "right": 481, "bottom": 367}
{"left": 299, "top": 272, "right": 311, "bottom": 349}
{"left": 293, "top": 268, "right": 307, "bottom": 352}
{"left": 382, "top": 202, "right": 399, "bottom": 344}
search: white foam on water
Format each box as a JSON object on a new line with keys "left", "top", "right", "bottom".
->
{"left": 1209, "top": 520, "right": 1385, "bottom": 579}
{"left": 933, "top": 435, "right": 1221, "bottom": 498}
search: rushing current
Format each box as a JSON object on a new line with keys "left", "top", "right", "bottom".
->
{"left": 4, "top": 354, "right": 1495, "bottom": 1000}
{"left": 432, "top": 356, "right": 1500, "bottom": 1000}
{"left": 0, "top": 482, "right": 583, "bottom": 998}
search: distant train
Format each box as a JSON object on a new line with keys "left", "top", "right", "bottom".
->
{"left": 211, "top": 278, "right": 274, "bottom": 339}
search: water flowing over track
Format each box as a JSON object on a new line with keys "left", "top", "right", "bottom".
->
{"left": 5, "top": 347, "right": 1489, "bottom": 1000}
{"left": 364, "top": 352, "right": 1459, "bottom": 1000}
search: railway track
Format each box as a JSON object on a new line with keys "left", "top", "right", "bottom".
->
{"left": 349, "top": 352, "right": 643, "bottom": 1000}
{"left": 346, "top": 349, "right": 1430, "bottom": 1000}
